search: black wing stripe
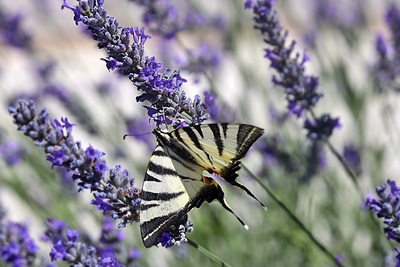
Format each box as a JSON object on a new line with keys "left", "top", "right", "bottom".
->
{"left": 147, "top": 160, "right": 177, "bottom": 175}
{"left": 169, "top": 131, "right": 205, "bottom": 166}
{"left": 144, "top": 173, "right": 162, "bottom": 183}
{"left": 209, "top": 124, "right": 224, "bottom": 156}
{"left": 193, "top": 124, "right": 205, "bottom": 138}
{"left": 221, "top": 123, "right": 228, "bottom": 139}
{"left": 141, "top": 191, "right": 186, "bottom": 201}
{"left": 140, "top": 203, "right": 159, "bottom": 211}
{"left": 169, "top": 152, "right": 199, "bottom": 171}
{"left": 183, "top": 127, "right": 204, "bottom": 151}
{"left": 178, "top": 174, "right": 199, "bottom": 181}
{"left": 173, "top": 127, "right": 214, "bottom": 166}
{"left": 183, "top": 127, "right": 214, "bottom": 165}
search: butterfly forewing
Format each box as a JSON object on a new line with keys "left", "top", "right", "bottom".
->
{"left": 172, "top": 124, "right": 264, "bottom": 175}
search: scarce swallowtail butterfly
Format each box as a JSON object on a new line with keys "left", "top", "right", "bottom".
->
{"left": 140, "top": 123, "right": 265, "bottom": 248}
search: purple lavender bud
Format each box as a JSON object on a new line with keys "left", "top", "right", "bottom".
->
{"left": 303, "top": 114, "right": 341, "bottom": 140}
{"left": 366, "top": 180, "right": 400, "bottom": 243}
{"left": 0, "top": 5, "right": 32, "bottom": 49}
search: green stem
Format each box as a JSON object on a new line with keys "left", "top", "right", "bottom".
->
{"left": 187, "top": 239, "right": 233, "bottom": 267}
{"left": 242, "top": 165, "right": 344, "bottom": 267}
{"left": 325, "top": 140, "right": 361, "bottom": 194}
{"left": 308, "top": 110, "right": 360, "bottom": 193}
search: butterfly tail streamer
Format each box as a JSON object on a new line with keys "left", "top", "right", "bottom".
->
{"left": 227, "top": 179, "right": 267, "bottom": 210}
{"left": 214, "top": 192, "right": 249, "bottom": 230}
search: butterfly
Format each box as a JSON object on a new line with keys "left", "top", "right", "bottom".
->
{"left": 139, "top": 123, "right": 265, "bottom": 247}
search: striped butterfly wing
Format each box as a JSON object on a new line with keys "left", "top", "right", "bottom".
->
{"left": 168, "top": 123, "right": 265, "bottom": 207}
{"left": 140, "top": 123, "right": 264, "bottom": 247}
{"left": 140, "top": 144, "right": 227, "bottom": 248}
{"left": 140, "top": 146, "right": 191, "bottom": 248}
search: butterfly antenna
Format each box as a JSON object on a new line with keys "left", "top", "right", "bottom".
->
{"left": 122, "top": 132, "right": 151, "bottom": 140}
{"left": 230, "top": 180, "right": 267, "bottom": 211}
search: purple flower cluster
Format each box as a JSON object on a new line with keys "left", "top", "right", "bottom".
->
{"left": 342, "top": 144, "right": 362, "bottom": 176}
{"left": 9, "top": 99, "right": 141, "bottom": 229}
{"left": 257, "top": 134, "right": 298, "bottom": 176}
{"left": 0, "top": 212, "right": 39, "bottom": 266}
{"left": 366, "top": 180, "right": 400, "bottom": 243}
{"left": 41, "top": 218, "right": 140, "bottom": 266}
{"left": 245, "top": 0, "right": 340, "bottom": 140}
{"left": 366, "top": 180, "right": 400, "bottom": 265}
{"left": 203, "top": 91, "right": 234, "bottom": 122}
{"left": 177, "top": 44, "right": 221, "bottom": 80}
{"left": 157, "top": 214, "right": 193, "bottom": 248}
{"left": 373, "top": 4, "right": 400, "bottom": 92}
{"left": 61, "top": 0, "right": 209, "bottom": 128}
{"left": 303, "top": 114, "right": 341, "bottom": 140}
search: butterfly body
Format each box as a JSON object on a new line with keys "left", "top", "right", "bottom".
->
{"left": 140, "top": 123, "right": 264, "bottom": 248}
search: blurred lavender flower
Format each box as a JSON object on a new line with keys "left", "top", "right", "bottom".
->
{"left": 8, "top": 99, "right": 141, "bottom": 229}
{"left": 268, "top": 106, "right": 289, "bottom": 125}
{"left": 257, "top": 134, "right": 298, "bottom": 177}
{"left": 342, "top": 144, "right": 362, "bottom": 176}
{"left": 303, "top": 114, "right": 341, "bottom": 140}
{"left": 128, "top": 0, "right": 225, "bottom": 39}
{"left": 0, "top": 4, "right": 32, "bottom": 49}
{"left": 203, "top": 91, "right": 235, "bottom": 122}
{"left": 0, "top": 129, "right": 26, "bottom": 165}
{"left": 373, "top": 4, "right": 400, "bottom": 93}
{"left": 304, "top": 0, "right": 366, "bottom": 47}
{"left": 62, "top": 0, "right": 209, "bottom": 128}
{"left": 300, "top": 140, "right": 326, "bottom": 183}
{"left": 98, "top": 217, "right": 141, "bottom": 264}
{"left": 365, "top": 180, "right": 400, "bottom": 243}
{"left": 176, "top": 44, "right": 220, "bottom": 82}
{"left": 0, "top": 212, "right": 39, "bottom": 266}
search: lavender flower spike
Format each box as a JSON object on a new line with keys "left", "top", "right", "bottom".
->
{"left": 62, "top": 0, "right": 209, "bottom": 128}
{"left": 365, "top": 180, "right": 400, "bottom": 243}
{"left": 41, "top": 218, "right": 131, "bottom": 266}
{"left": 245, "top": 0, "right": 323, "bottom": 117}
{"left": 373, "top": 4, "right": 400, "bottom": 92}
{"left": 9, "top": 99, "right": 141, "bottom": 229}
